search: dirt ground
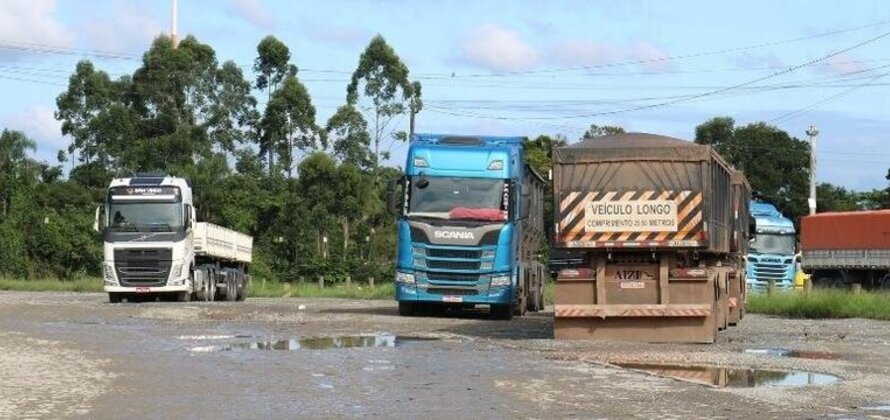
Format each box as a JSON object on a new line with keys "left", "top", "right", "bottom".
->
{"left": 1, "top": 291, "right": 889, "bottom": 419}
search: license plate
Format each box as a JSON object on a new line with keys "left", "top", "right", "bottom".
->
{"left": 619, "top": 281, "right": 645, "bottom": 289}
{"left": 442, "top": 295, "right": 463, "bottom": 303}
{"left": 135, "top": 287, "right": 151, "bottom": 293}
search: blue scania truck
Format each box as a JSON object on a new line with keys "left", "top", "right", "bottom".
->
{"left": 388, "top": 134, "right": 546, "bottom": 319}
{"left": 746, "top": 201, "right": 796, "bottom": 290}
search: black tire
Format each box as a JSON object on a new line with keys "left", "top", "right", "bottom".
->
{"left": 176, "top": 291, "right": 191, "bottom": 302}
{"left": 492, "top": 304, "right": 514, "bottom": 320}
{"left": 236, "top": 276, "right": 248, "bottom": 301}
{"left": 108, "top": 293, "right": 123, "bottom": 304}
{"left": 398, "top": 302, "right": 415, "bottom": 316}
{"left": 225, "top": 279, "right": 237, "bottom": 302}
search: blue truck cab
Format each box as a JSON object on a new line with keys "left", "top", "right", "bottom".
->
{"left": 746, "top": 201, "right": 796, "bottom": 290}
{"left": 389, "top": 134, "right": 545, "bottom": 320}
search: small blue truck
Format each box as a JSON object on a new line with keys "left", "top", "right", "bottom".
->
{"left": 388, "top": 134, "right": 546, "bottom": 319}
{"left": 746, "top": 201, "right": 796, "bottom": 290}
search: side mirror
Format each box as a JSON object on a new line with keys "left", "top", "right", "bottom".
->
{"left": 519, "top": 183, "right": 531, "bottom": 219}
{"left": 386, "top": 178, "right": 400, "bottom": 215}
{"left": 185, "top": 205, "right": 193, "bottom": 229}
{"left": 520, "top": 196, "right": 531, "bottom": 219}
{"left": 93, "top": 205, "right": 103, "bottom": 233}
{"left": 748, "top": 215, "right": 757, "bottom": 238}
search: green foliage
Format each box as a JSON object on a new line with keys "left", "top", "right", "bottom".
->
{"left": 582, "top": 124, "right": 625, "bottom": 139}
{"left": 345, "top": 35, "right": 420, "bottom": 167}
{"left": 695, "top": 118, "right": 810, "bottom": 220}
{"left": 326, "top": 104, "right": 373, "bottom": 168}
{"left": 0, "top": 277, "right": 103, "bottom": 293}
{"left": 748, "top": 290, "right": 890, "bottom": 320}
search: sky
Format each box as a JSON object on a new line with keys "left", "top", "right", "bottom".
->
{"left": 0, "top": 0, "right": 888, "bottom": 190}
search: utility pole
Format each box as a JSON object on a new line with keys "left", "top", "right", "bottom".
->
{"left": 806, "top": 125, "right": 820, "bottom": 215}
{"left": 170, "top": 0, "right": 179, "bottom": 48}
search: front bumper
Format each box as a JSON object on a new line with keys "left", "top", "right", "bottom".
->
{"left": 396, "top": 283, "right": 513, "bottom": 305}
{"left": 746, "top": 279, "right": 795, "bottom": 291}
{"left": 104, "top": 284, "right": 190, "bottom": 293}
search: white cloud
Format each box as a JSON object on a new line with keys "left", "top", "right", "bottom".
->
{"left": 629, "top": 40, "right": 672, "bottom": 72}
{"left": 0, "top": 0, "right": 72, "bottom": 60}
{"left": 816, "top": 52, "right": 870, "bottom": 76}
{"left": 547, "top": 39, "right": 619, "bottom": 67}
{"left": 230, "top": 0, "right": 276, "bottom": 29}
{"left": 1, "top": 105, "right": 68, "bottom": 162}
{"left": 78, "top": 3, "right": 163, "bottom": 53}
{"left": 459, "top": 24, "right": 538, "bottom": 72}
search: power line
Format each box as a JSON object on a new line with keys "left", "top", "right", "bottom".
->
{"left": 769, "top": 70, "right": 890, "bottom": 124}
{"left": 416, "top": 19, "right": 890, "bottom": 79}
{"left": 421, "top": 29, "right": 890, "bottom": 121}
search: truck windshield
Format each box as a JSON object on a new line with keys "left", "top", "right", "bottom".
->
{"left": 750, "top": 233, "right": 795, "bottom": 255}
{"left": 408, "top": 177, "right": 507, "bottom": 222}
{"left": 108, "top": 202, "right": 182, "bottom": 231}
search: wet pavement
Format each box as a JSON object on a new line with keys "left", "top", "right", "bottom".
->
{"left": 2, "top": 292, "right": 890, "bottom": 418}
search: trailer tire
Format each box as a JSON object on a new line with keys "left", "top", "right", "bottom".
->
{"left": 398, "top": 302, "right": 415, "bottom": 316}
{"left": 491, "top": 304, "right": 513, "bottom": 320}
{"left": 225, "top": 278, "right": 237, "bottom": 302}
{"left": 108, "top": 293, "right": 123, "bottom": 304}
{"left": 236, "top": 276, "right": 248, "bottom": 301}
{"left": 176, "top": 291, "right": 191, "bottom": 302}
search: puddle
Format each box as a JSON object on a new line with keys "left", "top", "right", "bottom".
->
{"left": 188, "top": 334, "right": 438, "bottom": 352}
{"left": 744, "top": 348, "right": 840, "bottom": 360}
{"left": 861, "top": 404, "right": 890, "bottom": 412}
{"left": 615, "top": 363, "right": 840, "bottom": 387}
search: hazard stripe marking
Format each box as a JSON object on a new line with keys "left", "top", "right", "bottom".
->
{"left": 558, "top": 190, "right": 704, "bottom": 245}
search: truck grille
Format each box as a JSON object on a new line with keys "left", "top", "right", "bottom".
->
{"left": 426, "top": 248, "right": 482, "bottom": 259}
{"left": 114, "top": 248, "right": 172, "bottom": 287}
{"left": 427, "top": 287, "right": 478, "bottom": 296}
{"left": 427, "top": 272, "right": 480, "bottom": 283}
{"left": 427, "top": 260, "right": 481, "bottom": 270}
{"left": 751, "top": 263, "right": 788, "bottom": 282}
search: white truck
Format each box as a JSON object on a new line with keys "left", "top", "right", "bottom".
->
{"left": 94, "top": 174, "right": 252, "bottom": 303}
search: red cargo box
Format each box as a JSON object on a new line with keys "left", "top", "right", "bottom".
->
{"left": 801, "top": 210, "right": 890, "bottom": 250}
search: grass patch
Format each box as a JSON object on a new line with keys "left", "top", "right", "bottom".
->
{"left": 249, "top": 280, "right": 395, "bottom": 300}
{"left": 747, "top": 289, "right": 890, "bottom": 320}
{"left": 0, "top": 277, "right": 103, "bottom": 293}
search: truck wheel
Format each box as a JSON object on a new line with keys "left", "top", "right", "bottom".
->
{"left": 176, "top": 291, "right": 191, "bottom": 302}
{"left": 225, "top": 280, "right": 237, "bottom": 302}
{"left": 236, "top": 277, "right": 248, "bottom": 301}
{"left": 513, "top": 297, "right": 527, "bottom": 317}
{"left": 398, "top": 302, "right": 415, "bottom": 316}
{"left": 492, "top": 304, "right": 514, "bottom": 320}
{"left": 108, "top": 293, "right": 123, "bottom": 304}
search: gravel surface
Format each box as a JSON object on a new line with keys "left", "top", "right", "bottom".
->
{"left": 1, "top": 291, "right": 889, "bottom": 419}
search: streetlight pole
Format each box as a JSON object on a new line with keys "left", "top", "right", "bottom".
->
{"left": 170, "top": 0, "right": 178, "bottom": 47}
{"left": 806, "top": 125, "right": 819, "bottom": 215}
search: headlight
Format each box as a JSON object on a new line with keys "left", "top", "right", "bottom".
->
{"left": 103, "top": 263, "right": 117, "bottom": 285}
{"left": 171, "top": 263, "right": 183, "bottom": 278}
{"left": 490, "top": 275, "right": 511, "bottom": 287}
{"left": 396, "top": 272, "right": 415, "bottom": 284}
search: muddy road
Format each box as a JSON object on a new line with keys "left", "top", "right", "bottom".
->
{"left": 1, "top": 292, "right": 890, "bottom": 419}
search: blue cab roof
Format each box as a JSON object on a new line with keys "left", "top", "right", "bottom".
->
{"left": 406, "top": 133, "right": 524, "bottom": 178}
{"left": 750, "top": 201, "right": 795, "bottom": 233}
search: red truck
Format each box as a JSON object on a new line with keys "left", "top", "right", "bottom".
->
{"left": 800, "top": 210, "right": 890, "bottom": 289}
